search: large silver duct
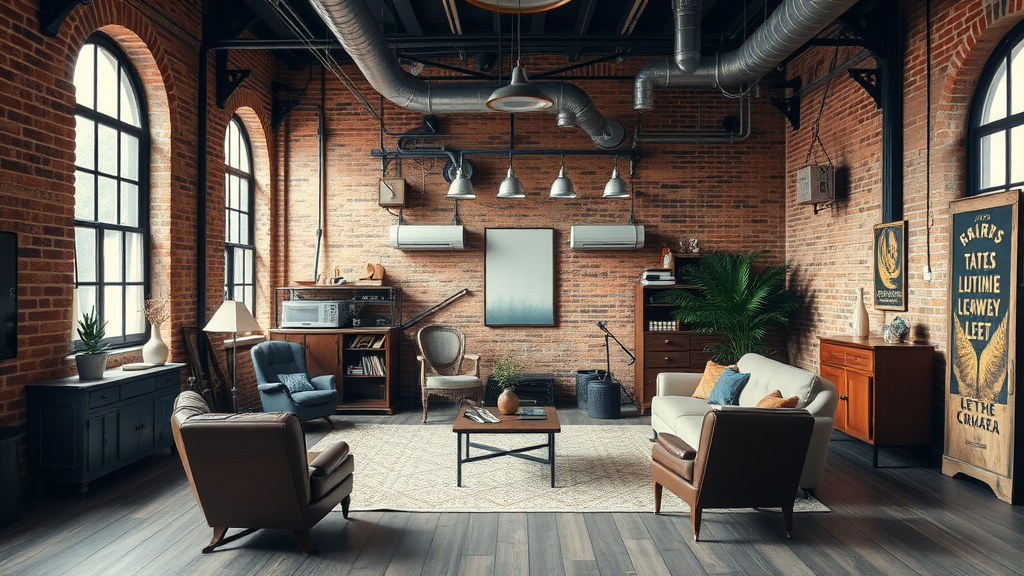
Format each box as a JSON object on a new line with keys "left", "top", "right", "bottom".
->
{"left": 673, "top": 0, "right": 702, "bottom": 73}
{"left": 635, "top": 0, "right": 860, "bottom": 110}
{"left": 309, "top": 0, "right": 624, "bottom": 148}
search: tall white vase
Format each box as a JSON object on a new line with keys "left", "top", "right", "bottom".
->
{"left": 850, "top": 288, "right": 869, "bottom": 338}
{"left": 142, "top": 323, "right": 169, "bottom": 365}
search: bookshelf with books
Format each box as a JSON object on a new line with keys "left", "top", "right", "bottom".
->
{"left": 269, "top": 326, "right": 400, "bottom": 413}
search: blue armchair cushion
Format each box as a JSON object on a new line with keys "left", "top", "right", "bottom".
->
{"left": 707, "top": 370, "right": 751, "bottom": 406}
{"left": 279, "top": 372, "right": 315, "bottom": 394}
{"left": 291, "top": 389, "right": 338, "bottom": 407}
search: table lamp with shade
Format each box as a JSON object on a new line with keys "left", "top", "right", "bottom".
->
{"left": 203, "top": 300, "right": 261, "bottom": 413}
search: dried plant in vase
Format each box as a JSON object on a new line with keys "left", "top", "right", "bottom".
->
{"left": 492, "top": 352, "right": 524, "bottom": 415}
{"left": 142, "top": 297, "right": 170, "bottom": 365}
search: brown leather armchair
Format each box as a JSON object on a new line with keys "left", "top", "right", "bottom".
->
{"left": 171, "top": 391, "right": 354, "bottom": 554}
{"left": 652, "top": 407, "right": 813, "bottom": 542}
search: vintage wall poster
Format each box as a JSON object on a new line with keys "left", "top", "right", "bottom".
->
{"left": 873, "top": 221, "right": 907, "bottom": 310}
{"left": 944, "top": 191, "right": 1018, "bottom": 500}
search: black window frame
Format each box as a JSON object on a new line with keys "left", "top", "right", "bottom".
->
{"left": 73, "top": 33, "right": 151, "bottom": 350}
{"left": 224, "top": 115, "right": 256, "bottom": 316}
{"left": 969, "top": 19, "right": 1024, "bottom": 196}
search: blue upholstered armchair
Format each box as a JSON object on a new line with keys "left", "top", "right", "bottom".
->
{"left": 250, "top": 340, "right": 338, "bottom": 425}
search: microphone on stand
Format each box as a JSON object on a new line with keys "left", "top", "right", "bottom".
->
{"left": 596, "top": 320, "right": 607, "bottom": 328}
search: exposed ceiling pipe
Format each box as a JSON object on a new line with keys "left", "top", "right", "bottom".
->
{"left": 308, "top": 0, "right": 625, "bottom": 148}
{"left": 634, "top": 0, "right": 860, "bottom": 109}
{"left": 673, "top": 0, "right": 701, "bottom": 74}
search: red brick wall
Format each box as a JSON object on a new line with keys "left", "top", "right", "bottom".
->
{"left": 275, "top": 57, "right": 787, "bottom": 403}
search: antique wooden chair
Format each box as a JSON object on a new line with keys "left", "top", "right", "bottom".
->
{"left": 416, "top": 325, "right": 483, "bottom": 423}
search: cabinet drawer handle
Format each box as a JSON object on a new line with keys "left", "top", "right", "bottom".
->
{"left": 664, "top": 357, "right": 671, "bottom": 361}
{"left": 839, "top": 395, "right": 849, "bottom": 401}
{"left": 101, "top": 394, "right": 110, "bottom": 399}
{"left": 664, "top": 339, "right": 671, "bottom": 344}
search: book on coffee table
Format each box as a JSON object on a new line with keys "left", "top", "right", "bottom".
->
{"left": 516, "top": 407, "right": 547, "bottom": 420}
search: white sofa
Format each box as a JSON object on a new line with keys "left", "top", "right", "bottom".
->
{"left": 650, "top": 353, "right": 838, "bottom": 491}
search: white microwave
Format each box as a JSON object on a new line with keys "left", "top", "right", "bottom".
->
{"left": 281, "top": 301, "right": 341, "bottom": 328}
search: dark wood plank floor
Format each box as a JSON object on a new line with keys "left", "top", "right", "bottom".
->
{"left": 3, "top": 402, "right": 1024, "bottom": 576}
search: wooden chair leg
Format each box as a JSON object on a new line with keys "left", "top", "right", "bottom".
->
{"left": 293, "top": 529, "right": 312, "bottom": 554}
{"left": 422, "top": 390, "right": 429, "bottom": 423}
{"left": 653, "top": 480, "right": 663, "bottom": 513}
{"left": 204, "top": 526, "right": 229, "bottom": 554}
{"left": 691, "top": 506, "right": 703, "bottom": 542}
{"left": 341, "top": 495, "right": 351, "bottom": 519}
{"left": 322, "top": 416, "right": 333, "bottom": 429}
{"left": 782, "top": 505, "right": 794, "bottom": 539}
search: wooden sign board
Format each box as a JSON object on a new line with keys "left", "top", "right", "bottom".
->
{"left": 943, "top": 190, "right": 1020, "bottom": 503}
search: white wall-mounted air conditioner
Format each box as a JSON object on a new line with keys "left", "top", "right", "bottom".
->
{"left": 569, "top": 225, "right": 645, "bottom": 250}
{"left": 389, "top": 225, "right": 465, "bottom": 251}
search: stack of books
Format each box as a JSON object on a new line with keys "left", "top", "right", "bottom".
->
{"left": 640, "top": 268, "right": 675, "bottom": 285}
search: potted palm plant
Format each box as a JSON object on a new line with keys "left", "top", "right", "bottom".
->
{"left": 666, "top": 251, "right": 798, "bottom": 365}
{"left": 492, "top": 352, "right": 524, "bottom": 414}
{"left": 76, "top": 307, "right": 109, "bottom": 380}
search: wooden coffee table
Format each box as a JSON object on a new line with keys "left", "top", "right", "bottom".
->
{"left": 452, "top": 406, "right": 561, "bottom": 488}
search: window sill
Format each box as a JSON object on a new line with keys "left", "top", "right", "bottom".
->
{"left": 65, "top": 345, "right": 144, "bottom": 362}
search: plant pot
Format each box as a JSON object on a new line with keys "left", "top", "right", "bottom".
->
{"left": 142, "top": 323, "right": 168, "bottom": 365}
{"left": 76, "top": 352, "right": 108, "bottom": 380}
{"left": 497, "top": 389, "right": 520, "bottom": 415}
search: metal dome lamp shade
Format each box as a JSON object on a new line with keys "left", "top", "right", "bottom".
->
{"left": 549, "top": 153, "right": 576, "bottom": 199}
{"left": 486, "top": 0, "right": 553, "bottom": 112}
{"left": 602, "top": 156, "right": 629, "bottom": 199}
{"left": 497, "top": 153, "right": 525, "bottom": 198}
{"left": 447, "top": 157, "right": 476, "bottom": 199}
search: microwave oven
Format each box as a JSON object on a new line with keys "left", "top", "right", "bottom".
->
{"left": 280, "top": 300, "right": 341, "bottom": 328}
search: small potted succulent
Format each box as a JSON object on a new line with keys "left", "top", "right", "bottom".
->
{"left": 492, "top": 351, "right": 524, "bottom": 415}
{"left": 76, "top": 307, "right": 109, "bottom": 380}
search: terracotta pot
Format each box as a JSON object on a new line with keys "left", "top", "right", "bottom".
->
{"left": 497, "top": 389, "right": 520, "bottom": 415}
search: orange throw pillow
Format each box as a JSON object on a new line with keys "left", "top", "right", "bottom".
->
{"left": 756, "top": 389, "right": 800, "bottom": 408}
{"left": 693, "top": 361, "right": 732, "bottom": 399}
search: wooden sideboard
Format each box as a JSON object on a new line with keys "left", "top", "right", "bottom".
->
{"left": 818, "top": 336, "right": 933, "bottom": 466}
{"left": 27, "top": 364, "right": 183, "bottom": 496}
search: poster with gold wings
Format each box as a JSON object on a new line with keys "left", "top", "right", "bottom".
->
{"left": 873, "top": 221, "right": 907, "bottom": 310}
{"left": 945, "top": 192, "right": 1018, "bottom": 489}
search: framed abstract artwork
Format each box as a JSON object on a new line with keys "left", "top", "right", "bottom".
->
{"left": 485, "top": 228, "right": 555, "bottom": 326}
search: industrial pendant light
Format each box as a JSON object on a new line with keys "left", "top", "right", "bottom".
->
{"left": 602, "top": 156, "right": 629, "bottom": 199}
{"left": 497, "top": 153, "right": 525, "bottom": 198}
{"left": 549, "top": 153, "right": 576, "bottom": 198}
{"left": 447, "top": 156, "right": 476, "bottom": 199}
{"left": 486, "top": 1, "right": 553, "bottom": 112}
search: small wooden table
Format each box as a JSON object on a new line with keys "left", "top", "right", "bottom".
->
{"left": 452, "top": 406, "right": 561, "bottom": 488}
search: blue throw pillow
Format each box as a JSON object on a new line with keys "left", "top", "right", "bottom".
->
{"left": 279, "top": 372, "right": 315, "bottom": 393}
{"left": 706, "top": 369, "right": 751, "bottom": 405}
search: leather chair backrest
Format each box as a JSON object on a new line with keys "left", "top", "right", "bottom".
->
{"left": 173, "top": 393, "right": 313, "bottom": 530}
{"left": 252, "top": 340, "right": 307, "bottom": 385}
{"left": 694, "top": 408, "right": 813, "bottom": 509}
{"left": 417, "top": 325, "right": 466, "bottom": 376}
{"left": 171, "top": 391, "right": 212, "bottom": 512}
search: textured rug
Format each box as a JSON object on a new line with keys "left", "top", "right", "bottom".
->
{"left": 310, "top": 423, "right": 829, "bottom": 514}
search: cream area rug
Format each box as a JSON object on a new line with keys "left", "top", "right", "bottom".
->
{"left": 310, "top": 423, "right": 829, "bottom": 514}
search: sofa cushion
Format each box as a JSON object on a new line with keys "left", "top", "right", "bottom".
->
{"left": 280, "top": 372, "right": 315, "bottom": 394}
{"left": 692, "top": 361, "right": 733, "bottom": 399}
{"left": 707, "top": 370, "right": 750, "bottom": 405}
{"left": 736, "top": 354, "right": 818, "bottom": 408}
{"left": 290, "top": 389, "right": 337, "bottom": 407}
{"left": 756, "top": 390, "right": 800, "bottom": 408}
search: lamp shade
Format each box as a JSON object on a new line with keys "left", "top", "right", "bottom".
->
{"left": 486, "top": 66, "right": 554, "bottom": 112}
{"left": 602, "top": 167, "right": 629, "bottom": 198}
{"left": 549, "top": 166, "right": 576, "bottom": 198}
{"left": 497, "top": 167, "right": 525, "bottom": 198}
{"left": 446, "top": 168, "right": 476, "bottom": 199}
{"left": 203, "top": 300, "right": 261, "bottom": 334}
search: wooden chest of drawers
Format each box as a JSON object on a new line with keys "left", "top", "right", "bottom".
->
{"left": 818, "top": 336, "right": 933, "bottom": 466}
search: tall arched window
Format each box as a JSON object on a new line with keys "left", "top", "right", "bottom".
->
{"left": 970, "top": 20, "right": 1024, "bottom": 196}
{"left": 73, "top": 35, "right": 149, "bottom": 348}
{"left": 225, "top": 116, "right": 255, "bottom": 315}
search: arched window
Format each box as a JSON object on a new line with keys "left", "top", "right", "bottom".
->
{"left": 73, "top": 35, "right": 149, "bottom": 349}
{"left": 224, "top": 116, "right": 255, "bottom": 315}
{"left": 970, "top": 20, "right": 1024, "bottom": 196}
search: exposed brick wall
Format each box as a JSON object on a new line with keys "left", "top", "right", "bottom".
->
{"left": 274, "top": 57, "right": 787, "bottom": 404}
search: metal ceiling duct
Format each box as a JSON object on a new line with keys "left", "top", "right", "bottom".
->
{"left": 309, "top": 0, "right": 624, "bottom": 148}
{"left": 634, "top": 0, "right": 860, "bottom": 109}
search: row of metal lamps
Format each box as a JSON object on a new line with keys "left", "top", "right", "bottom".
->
{"left": 447, "top": 154, "right": 629, "bottom": 200}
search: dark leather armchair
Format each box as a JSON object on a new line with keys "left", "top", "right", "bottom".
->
{"left": 251, "top": 340, "right": 337, "bottom": 425}
{"left": 652, "top": 407, "right": 813, "bottom": 542}
{"left": 171, "top": 391, "right": 354, "bottom": 554}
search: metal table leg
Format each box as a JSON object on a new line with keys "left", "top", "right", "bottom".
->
{"left": 457, "top": 432, "right": 463, "bottom": 487}
{"left": 550, "top": 432, "right": 555, "bottom": 488}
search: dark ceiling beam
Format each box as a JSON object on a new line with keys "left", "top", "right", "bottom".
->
{"left": 237, "top": 0, "right": 302, "bottom": 68}
{"left": 701, "top": 0, "right": 722, "bottom": 18}
{"left": 574, "top": 0, "right": 596, "bottom": 35}
{"left": 211, "top": 36, "right": 675, "bottom": 53}
{"left": 391, "top": 0, "right": 422, "bottom": 35}
{"left": 618, "top": 0, "right": 649, "bottom": 36}
{"left": 721, "top": 0, "right": 776, "bottom": 42}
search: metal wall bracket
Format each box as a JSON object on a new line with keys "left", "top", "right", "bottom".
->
{"left": 770, "top": 78, "right": 802, "bottom": 131}
{"left": 215, "top": 51, "right": 250, "bottom": 110}
{"left": 271, "top": 82, "right": 301, "bottom": 129}
{"left": 849, "top": 68, "right": 881, "bottom": 108}
{"left": 40, "top": 0, "right": 91, "bottom": 37}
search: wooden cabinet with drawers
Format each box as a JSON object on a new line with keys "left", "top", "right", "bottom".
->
{"left": 818, "top": 336, "right": 934, "bottom": 466}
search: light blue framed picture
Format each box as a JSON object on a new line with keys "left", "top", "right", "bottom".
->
{"left": 485, "top": 228, "right": 555, "bottom": 326}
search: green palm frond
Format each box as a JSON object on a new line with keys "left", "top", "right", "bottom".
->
{"left": 666, "top": 251, "right": 797, "bottom": 364}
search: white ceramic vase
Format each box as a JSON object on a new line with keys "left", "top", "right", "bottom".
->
{"left": 851, "top": 288, "right": 869, "bottom": 338}
{"left": 142, "top": 323, "right": 169, "bottom": 365}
